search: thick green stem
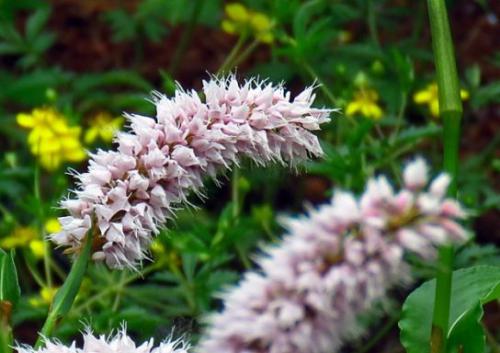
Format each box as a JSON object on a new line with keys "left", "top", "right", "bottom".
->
{"left": 431, "top": 245, "right": 454, "bottom": 353}
{"left": 427, "top": 1, "right": 463, "bottom": 353}
{"left": 35, "top": 229, "right": 93, "bottom": 348}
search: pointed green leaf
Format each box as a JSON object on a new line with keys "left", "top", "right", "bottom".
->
{"left": 399, "top": 266, "right": 500, "bottom": 353}
{"left": 26, "top": 8, "right": 51, "bottom": 41}
{"left": 0, "top": 249, "right": 20, "bottom": 306}
{"left": 447, "top": 303, "right": 485, "bottom": 353}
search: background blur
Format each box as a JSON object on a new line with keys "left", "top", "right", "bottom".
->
{"left": 0, "top": 0, "right": 499, "bottom": 351}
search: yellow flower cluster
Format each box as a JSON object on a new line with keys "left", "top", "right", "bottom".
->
{"left": 413, "top": 82, "right": 469, "bottom": 118}
{"left": 84, "top": 112, "right": 124, "bottom": 144}
{"left": 29, "top": 286, "right": 58, "bottom": 307}
{"left": 222, "top": 3, "right": 274, "bottom": 44}
{"left": 17, "top": 107, "right": 86, "bottom": 170}
{"left": 0, "top": 218, "right": 61, "bottom": 259}
{"left": 346, "top": 88, "right": 383, "bottom": 120}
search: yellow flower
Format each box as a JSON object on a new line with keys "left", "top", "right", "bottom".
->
{"left": 222, "top": 3, "right": 274, "bottom": 44}
{"left": 0, "top": 226, "right": 45, "bottom": 259}
{"left": 29, "top": 239, "right": 45, "bottom": 259}
{"left": 29, "top": 287, "right": 58, "bottom": 307}
{"left": 45, "top": 218, "right": 61, "bottom": 234}
{"left": 0, "top": 226, "right": 37, "bottom": 249}
{"left": 150, "top": 238, "right": 166, "bottom": 256}
{"left": 17, "top": 107, "right": 86, "bottom": 170}
{"left": 346, "top": 89, "right": 383, "bottom": 120}
{"left": 84, "top": 112, "right": 124, "bottom": 144}
{"left": 413, "top": 82, "right": 469, "bottom": 118}
{"left": 225, "top": 3, "right": 249, "bottom": 22}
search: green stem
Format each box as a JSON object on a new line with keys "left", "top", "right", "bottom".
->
{"left": 217, "top": 34, "right": 247, "bottom": 75}
{"left": 229, "top": 38, "right": 259, "bottom": 69}
{"left": 71, "top": 262, "right": 162, "bottom": 314}
{"left": 232, "top": 168, "right": 239, "bottom": 218}
{"left": 167, "top": 262, "right": 197, "bottom": 313}
{"left": 357, "top": 313, "right": 399, "bottom": 353}
{"left": 431, "top": 245, "right": 454, "bottom": 353}
{"left": 35, "top": 228, "right": 93, "bottom": 348}
{"left": 22, "top": 249, "right": 47, "bottom": 288}
{"left": 427, "top": 1, "right": 463, "bottom": 353}
{"left": 301, "top": 60, "right": 337, "bottom": 107}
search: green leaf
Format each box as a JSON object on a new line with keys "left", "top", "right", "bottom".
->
{"left": 394, "top": 125, "right": 442, "bottom": 146}
{"left": 447, "top": 303, "right": 485, "bottom": 353}
{"left": 471, "top": 82, "right": 500, "bottom": 108}
{"left": 0, "top": 249, "right": 20, "bottom": 306}
{"left": 50, "top": 235, "right": 93, "bottom": 316}
{"left": 293, "top": 0, "right": 326, "bottom": 40}
{"left": 25, "top": 7, "right": 51, "bottom": 41}
{"left": 465, "top": 64, "right": 481, "bottom": 89}
{"left": 36, "top": 230, "right": 93, "bottom": 346}
{"left": 399, "top": 266, "right": 500, "bottom": 353}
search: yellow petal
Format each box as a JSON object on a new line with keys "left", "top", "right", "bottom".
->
{"left": 257, "top": 32, "right": 273, "bottom": 44}
{"left": 29, "top": 240, "right": 45, "bottom": 259}
{"left": 368, "top": 104, "right": 383, "bottom": 120}
{"left": 17, "top": 113, "right": 35, "bottom": 128}
{"left": 28, "top": 128, "right": 54, "bottom": 146}
{"left": 225, "top": 3, "right": 249, "bottom": 22}
{"left": 38, "top": 140, "right": 61, "bottom": 154}
{"left": 41, "top": 287, "right": 58, "bottom": 304}
{"left": 112, "top": 116, "right": 124, "bottom": 127}
{"left": 222, "top": 20, "right": 237, "bottom": 34}
{"left": 413, "top": 90, "right": 432, "bottom": 104}
{"left": 84, "top": 128, "right": 99, "bottom": 144}
{"left": 61, "top": 136, "right": 80, "bottom": 150}
{"left": 100, "top": 128, "right": 115, "bottom": 143}
{"left": 64, "top": 147, "right": 87, "bottom": 162}
{"left": 250, "top": 13, "right": 272, "bottom": 32}
{"left": 361, "top": 104, "right": 372, "bottom": 118}
{"left": 40, "top": 153, "right": 61, "bottom": 171}
{"left": 430, "top": 100, "right": 440, "bottom": 118}
{"left": 29, "top": 297, "right": 43, "bottom": 307}
{"left": 460, "top": 89, "right": 469, "bottom": 100}
{"left": 346, "top": 102, "right": 361, "bottom": 116}
{"left": 45, "top": 218, "right": 61, "bottom": 233}
{"left": 151, "top": 239, "right": 165, "bottom": 255}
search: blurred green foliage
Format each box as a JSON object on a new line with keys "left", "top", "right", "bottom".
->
{"left": 0, "top": 0, "right": 498, "bottom": 348}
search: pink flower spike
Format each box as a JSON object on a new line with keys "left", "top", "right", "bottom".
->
{"left": 51, "top": 76, "right": 333, "bottom": 269}
{"left": 198, "top": 158, "right": 467, "bottom": 353}
{"left": 16, "top": 327, "right": 190, "bottom": 353}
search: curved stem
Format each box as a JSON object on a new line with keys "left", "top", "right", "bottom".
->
{"left": 71, "top": 262, "right": 162, "bottom": 314}
{"left": 229, "top": 38, "right": 259, "bottom": 69}
{"left": 35, "top": 228, "right": 93, "bottom": 348}
{"left": 217, "top": 34, "right": 247, "bottom": 75}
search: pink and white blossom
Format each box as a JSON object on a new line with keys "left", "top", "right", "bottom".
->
{"left": 50, "top": 76, "right": 332, "bottom": 268}
{"left": 16, "top": 328, "right": 189, "bottom": 353}
{"left": 197, "top": 158, "right": 467, "bottom": 353}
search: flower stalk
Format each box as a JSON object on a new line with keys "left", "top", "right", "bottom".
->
{"left": 35, "top": 227, "right": 93, "bottom": 348}
{"left": 427, "top": 1, "right": 463, "bottom": 353}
